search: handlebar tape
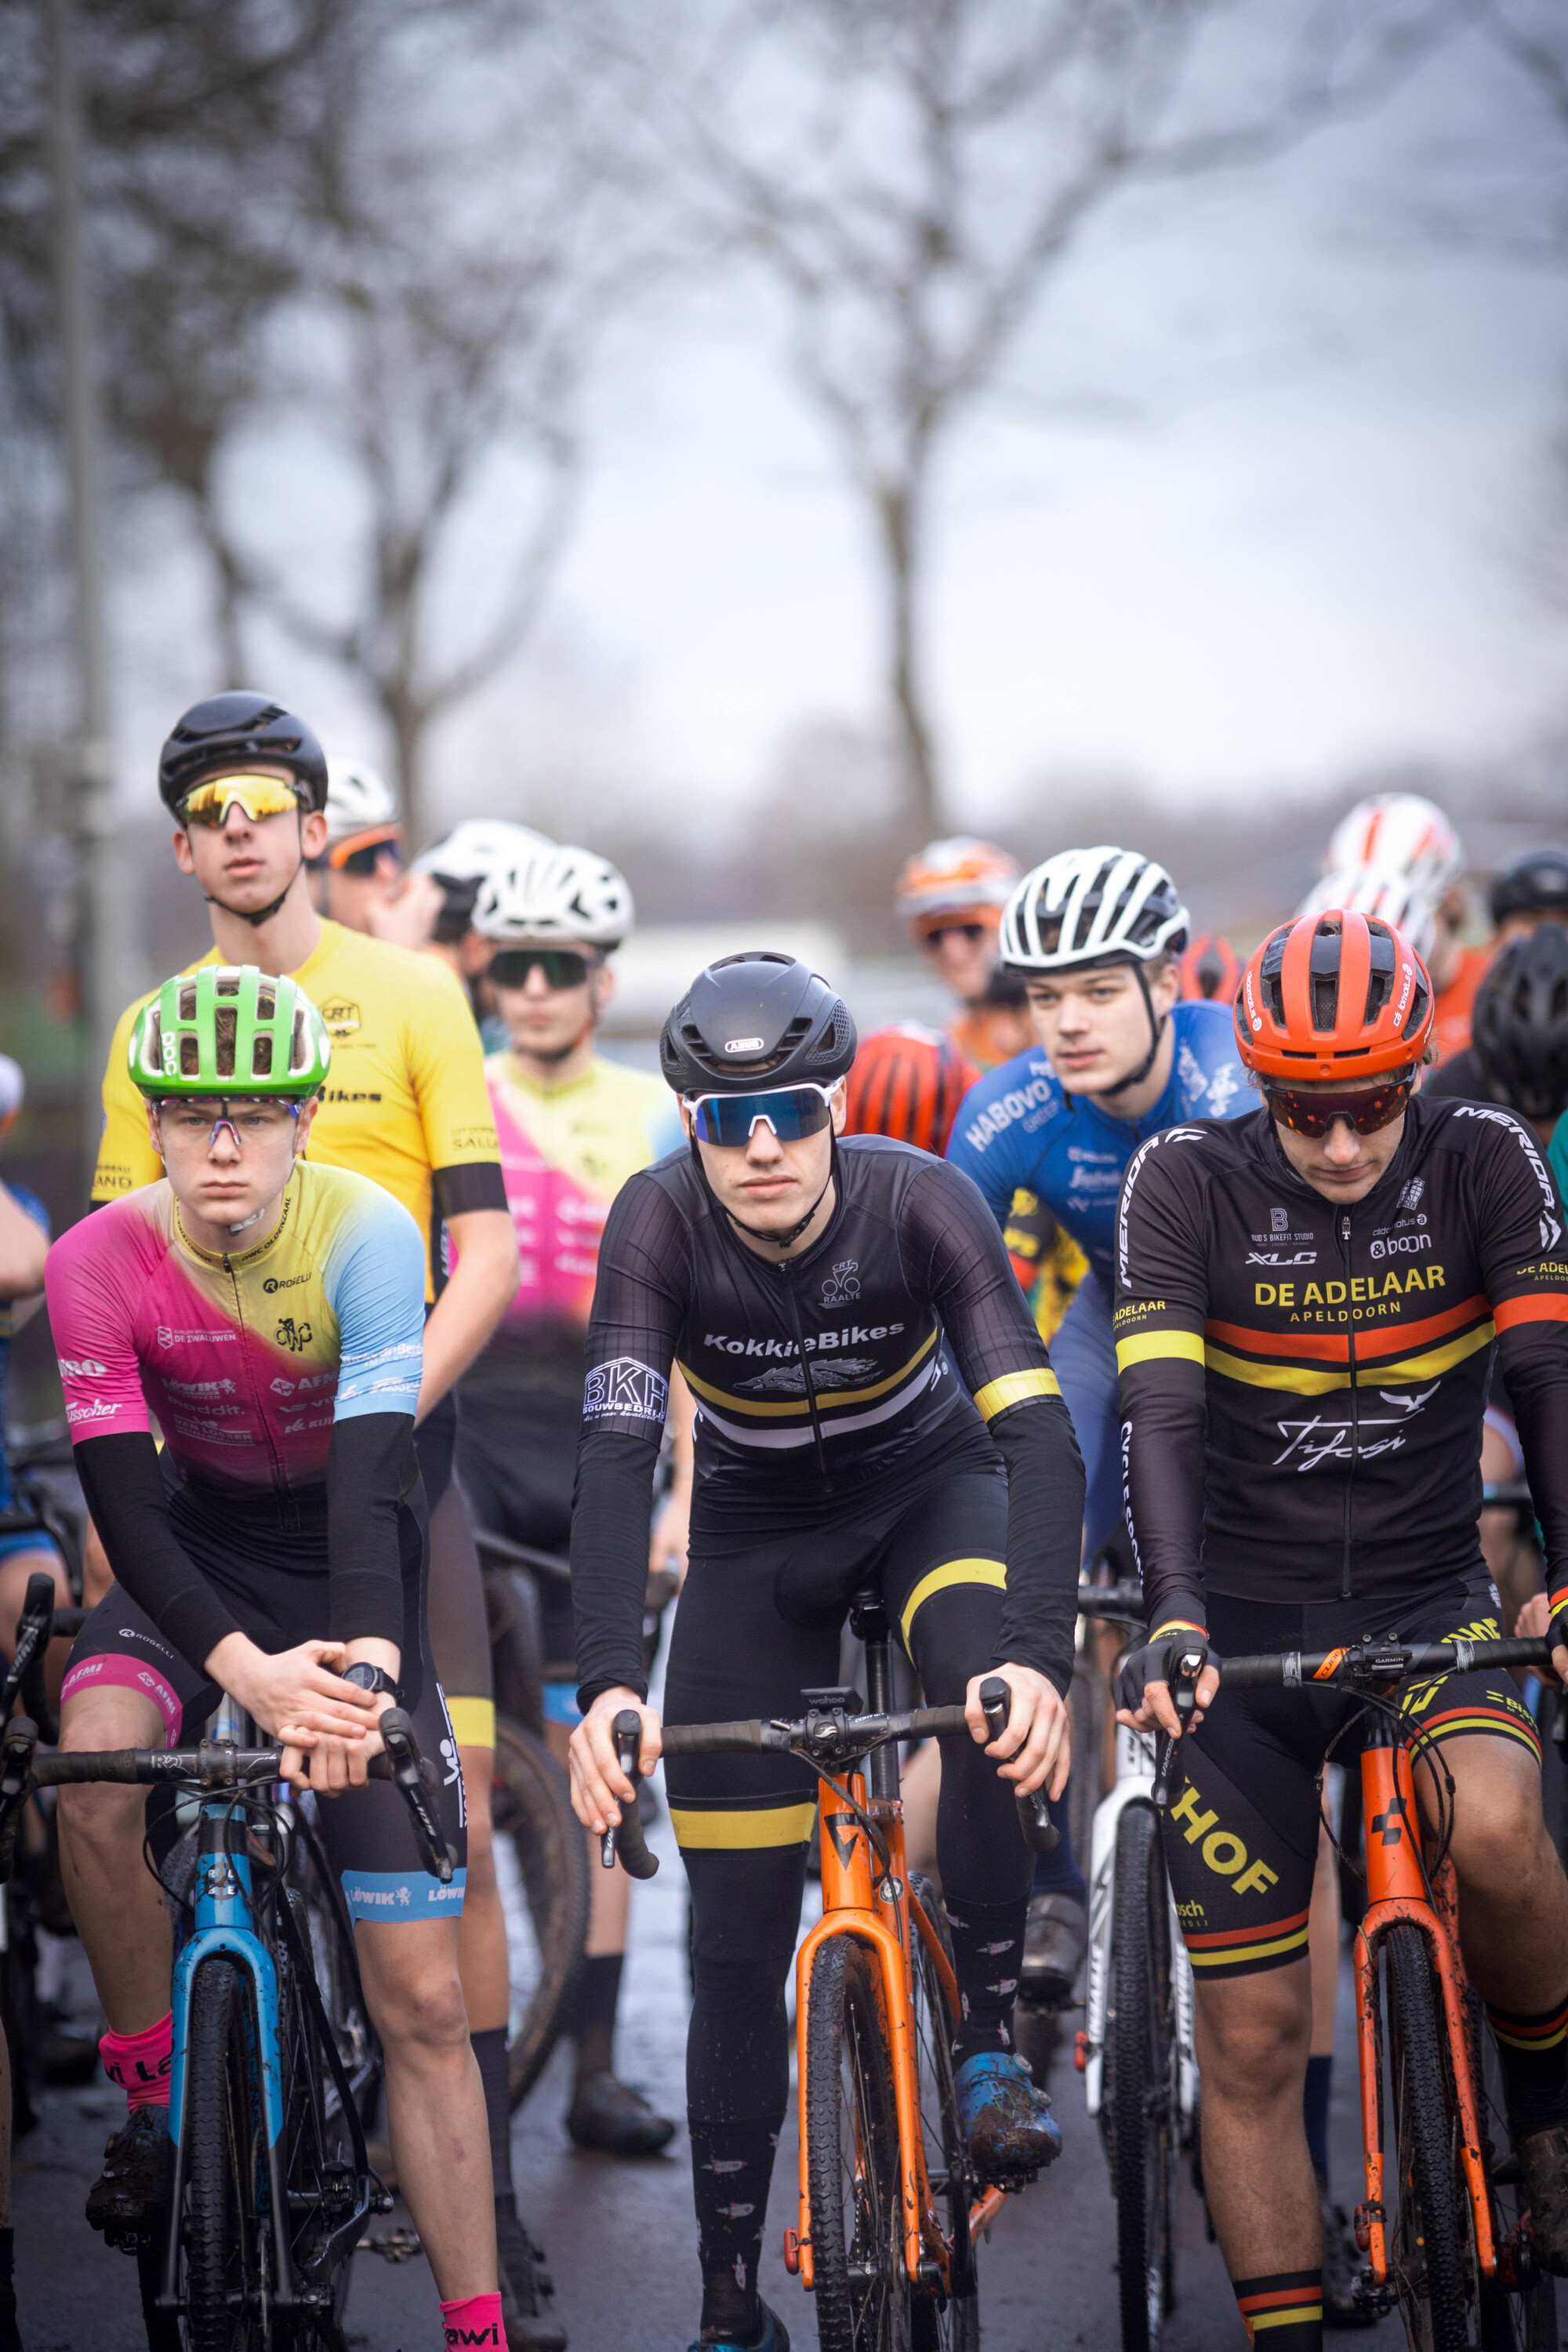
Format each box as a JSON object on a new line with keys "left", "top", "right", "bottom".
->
{"left": 1218, "top": 1635, "right": 1553, "bottom": 1690}
{"left": 604, "top": 1710, "right": 659, "bottom": 1880}
{"left": 659, "top": 1720, "right": 769, "bottom": 1755}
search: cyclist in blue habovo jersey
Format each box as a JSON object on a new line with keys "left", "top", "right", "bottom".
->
{"left": 946, "top": 849, "right": 1247, "bottom": 2006}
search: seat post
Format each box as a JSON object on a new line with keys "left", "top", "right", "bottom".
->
{"left": 849, "top": 1588, "right": 899, "bottom": 1802}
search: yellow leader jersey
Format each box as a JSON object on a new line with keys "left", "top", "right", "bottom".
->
{"left": 93, "top": 921, "right": 503, "bottom": 1301}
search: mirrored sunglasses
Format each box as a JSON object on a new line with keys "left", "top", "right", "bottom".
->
{"left": 177, "top": 775, "right": 307, "bottom": 828}
{"left": 684, "top": 1083, "right": 838, "bottom": 1146}
{"left": 488, "top": 948, "right": 597, "bottom": 991}
{"left": 1263, "top": 1076, "right": 1414, "bottom": 1138}
{"left": 328, "top": 827, "right": 404, "bottom": 875}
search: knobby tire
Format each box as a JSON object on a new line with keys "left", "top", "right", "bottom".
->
{"left": 907, "top": 1876, "right": 978, "bottom": 2352}
{"left": 808, "top": 1935, "right": 910, "bottom": 2352}
{"left": 1386, "top": 1922, "right": 1473, "bottom": 2352}
{"left": 183, "top": 1955, "right": 264, "bottom": 2352}
{"left": 1109, "top": 1802, "right": 1178, "bottom": 2352}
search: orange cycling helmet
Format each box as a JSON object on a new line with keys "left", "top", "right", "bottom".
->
{"left": 1236, "top": 909, "right": 1433, "bottom": 1082}
{"left": 843, "top": 1022, "right": 979, "bottom": 1156}
{"left": 1178, "top": 933, "right": 1240, "bottom": 1004}
{"left": 896, "top": 837, "right": 1018, "bottom": 934}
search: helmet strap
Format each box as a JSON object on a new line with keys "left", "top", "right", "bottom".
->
{"left": 1098, "top": 961, "right": 1167, "bottom": 1098}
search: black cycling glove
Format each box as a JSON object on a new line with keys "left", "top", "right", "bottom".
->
{"left": 1116, "top": 1628, "right": 1214, "bottom": 1719}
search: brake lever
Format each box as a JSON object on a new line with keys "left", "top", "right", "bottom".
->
{"left": 602, "top": 1711, "right": 659, "bottom": 1880}
{"left": 1152, "top": 1648, "right": 1205, "bottom": 1809}
{"left": 376, "top": 1708, "right": 457, "bottom": 1884}
{"left": 7, "top": 1573, "right": 58, "bottom": 1743}
{"left": 0, "top": 1716, "right": 39, "bottom": 1884}
{"left": 978, "top": 1674, "right": 1058, "bottom": 1853}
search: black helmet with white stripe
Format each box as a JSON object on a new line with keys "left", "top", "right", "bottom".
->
{"left": 659, "top": 952, "right": 856, "bottom": 1096}
{"left": 1000, "top": 847, "right": 1189, "bottom": 974}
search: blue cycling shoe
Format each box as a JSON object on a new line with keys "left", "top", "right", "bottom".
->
{"left": 688, "top": 2298, "right": 790, "bottom": 2352}
{"left": 954, "top": 2049, "right": 1063, "bottom": 2186}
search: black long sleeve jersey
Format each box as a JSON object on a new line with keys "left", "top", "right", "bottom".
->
{"left": 1112, "top": 1094, "right": 1568, "bottom": 1639}
{"left": 569, "top": 1134, "right": 1085, "bottom": 1707}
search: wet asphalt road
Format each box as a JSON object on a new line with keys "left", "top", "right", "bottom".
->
{"left": 13, "top": 1793, "right": 1424, "bottom": 2352}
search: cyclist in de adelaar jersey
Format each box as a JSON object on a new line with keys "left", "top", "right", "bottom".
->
{"left": 946, "top": 848, "right": 1249, "bottom": 1999}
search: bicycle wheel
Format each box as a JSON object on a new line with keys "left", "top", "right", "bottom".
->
{"left": 494, "top": 1716, "right": 590, "bottom": 2108}
{"left": 274, "top": 1867, "right": 375, "bottom": 2347}
{"left": 1467, "top": 1988, "right": 1559, "bottom": 2352}
{"left": 907, "top": 1877, "right": 978, "bottom": 2352}
{"left": 1385, "top": 1922, "right": 1475, "bottom": 2352}
{"left": 1106, "top": 1802, "right": 1178, "bottom": 2352}
{"left": 183, "top": 1955, "right": 267, "bottom": 2352}
{"left": 808, "top": 1934, "right": 910, "bottom": 2352}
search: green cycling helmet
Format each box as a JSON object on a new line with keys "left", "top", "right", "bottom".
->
{"left": 128, "top": 966, "right": 332, "bottom": 1099}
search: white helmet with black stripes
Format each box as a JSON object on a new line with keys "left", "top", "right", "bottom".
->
{"left": 473, "top": 844, "right": 633, "bottom": 949}
{"left": 1000, "top": 847, "right": 1189, "bottom": 974}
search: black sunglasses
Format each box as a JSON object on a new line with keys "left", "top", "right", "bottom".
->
{"left": 488, "top": 948, "right": 600, "bottom": 991}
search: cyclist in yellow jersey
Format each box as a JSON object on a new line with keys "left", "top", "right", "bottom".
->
{"left": 89, "top": 693, "right": 563, "bottom": 2349}
{"left": 454, "top": 844, "right": 690, "bottom": 2158}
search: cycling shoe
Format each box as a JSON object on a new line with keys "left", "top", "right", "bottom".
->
{"left": 1020, "top": 1894, "right": 1087, "bottom": 2010}
{"left": 496, "top": 2196, "right": 568, "bottom": 2350}
{"left": 1520, "top": 2125, "right": 1568, "bottom": 2274}
{"left": 954, "top": 2050, "right": 1062, "bottom": 2185}
{"left": 85, "top": 2105, "right": 173, "bottom": 2251}
{"left": 688, "top": 2298, "right": 790, "bottom": 2351}
{"left": 566, "top": 2071, "right": 676, "bottom": 2158}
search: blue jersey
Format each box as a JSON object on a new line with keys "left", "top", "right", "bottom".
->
{"left": 0, "top": 1181, "right": 49, "bottom": 1515}
{"left": 946, "top": 999, "right": 1248, "bottom": 1287}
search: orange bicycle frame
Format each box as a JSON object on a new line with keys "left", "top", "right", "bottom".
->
{"left": 782, "top": 1769, "right": 1006, "bottom": 2295}
{"left": 1353, "top": 1729, "right": 1495, "bottom": 2285}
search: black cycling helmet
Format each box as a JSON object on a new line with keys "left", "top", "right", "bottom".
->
{"left": 1470, "top": 923, "right": 1568, "bottom": 1123}
{"left": 1490, "top": 846, "right": 1568, "bottom": 930}
{"left": 158, "top": 692, "right": 329, "bottom": 818}
{"left": 659, "top": 952, "right": 857, "bottom": 1096}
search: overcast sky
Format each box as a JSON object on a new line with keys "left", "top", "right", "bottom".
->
{"left": 114, "top": 11, "right": 1568, "bottom": 840}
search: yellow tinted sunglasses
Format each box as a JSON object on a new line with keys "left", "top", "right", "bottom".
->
{"left": 177, "top": 774, "right": 308, "bottom": 828}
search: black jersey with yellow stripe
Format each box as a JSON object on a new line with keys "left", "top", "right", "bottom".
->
{"left": 581, "top": 1134, "right": 1062, "bottom": 1498}
{"left": 1113, "top": 1094, "right": 1568, "bottom": 1635}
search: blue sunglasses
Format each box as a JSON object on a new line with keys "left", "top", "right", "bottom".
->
{"left": 684, "top": 1083, "right": 840, "bottom": 1147}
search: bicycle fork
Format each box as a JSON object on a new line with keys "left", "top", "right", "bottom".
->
{"left": 1352, "top": 1732, "right": 1495, "bottom": 2289}
{"left": 157, "top": 1791, "right": 296, "bottom": 2316}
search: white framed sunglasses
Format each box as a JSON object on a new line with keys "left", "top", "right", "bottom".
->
{"left": 683, "top": 1080, "right": 841, "bottom": 1146}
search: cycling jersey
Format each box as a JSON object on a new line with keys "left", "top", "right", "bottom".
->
{"left": 0, "top": 1178, "right": 49, "bottom": 1526}
{"left": 946, "top": 999, "right": 1247, "bottom": 1286}
{"left": 91, "top": 921, "right": 505, "bottom": 1299}
{"left": 462, "top": 1050, "right": 682, "bottom": 1397}
{"left": 569, "top": 1134, "right": 1085, "bottom": 1705}
{"left": 45, "top": 1160, "right": 426, "bottom": 1670}
{"left": 1432, "top": 942, "right": 1494, "bottom": 1065}
{"left": 1113, "top": 1094, "right": 1568, "bottom": 1641}
{"left": 1550, "top": 1117, "right": 1568, "bottom": 1217}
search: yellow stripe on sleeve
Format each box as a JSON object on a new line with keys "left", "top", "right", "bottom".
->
{"left": 899, "top": 1559, "right": 1007, "bottom": 1653}
{"left": 1115, "top": 1330, "right": 1207, "bottom": 1374}
{"left": 669, "top": 1803, "right": 818, "bottom": 1851}
{"left": 972, "top": 1367, "right": 1061, "bottom": 1421}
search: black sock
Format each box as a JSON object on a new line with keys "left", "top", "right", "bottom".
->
{"left": 1487, "top": 1993, "right": 1568, "bottom": 2137}
{"left": 944, "top": 1894, "right": 1027, "bottom": 2068}
{"left": 1303, "top": 2053, "right": 1331, "bottom": 2189}
{"left": 692, "top": 2115, "right": 779, "bottom": 2342}
{"left": 470, "top": 2025, "right": 514, "bottom": 2201}
{"left": 1234, "top": 2268, "right": 1322, "bottom": 2348}
{"left": 572, "top": 1951, "right": 624, "bottom": 2089}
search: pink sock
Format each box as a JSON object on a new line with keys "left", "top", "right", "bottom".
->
{"left": 100, "top": 2013, "right": 173, "bottom": 2111}
{"left": 440, "top": 2295, "right": 506, "bottom": 2349}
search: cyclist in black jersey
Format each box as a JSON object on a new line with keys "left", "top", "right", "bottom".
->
{"left": 1113, "top": 909, "right": 1568, "bottom": 2352}
{"left": 564, "top": 952, "right": 1085, "bottom": 2352}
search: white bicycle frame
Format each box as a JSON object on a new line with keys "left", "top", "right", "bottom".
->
{"left": 1081, "top": 1717, "right": 1198, "bottom": 2142}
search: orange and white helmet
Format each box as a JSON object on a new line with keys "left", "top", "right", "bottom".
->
{"left": 896, "top": 837, "right": 1018, "bottom": 935}
{"left": 1325, "top": 793, "right": 1464, "bottom": 903}
{"left": 1296, "top": 866, "right": 1436, "bottom": 967}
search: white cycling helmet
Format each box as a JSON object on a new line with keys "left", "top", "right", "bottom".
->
{"left": 474, "top": 844, "right": 633, "bottom": 949}
{"left": 1297, "top": 866, "right": 1436, "bottom": 967}
{"left": 324, "top": 757, "right": 400, "bottom": 844}
{"left": 1325, "top": 793, "right": 1465, "bottom": 902}
{"left": 410, "top": 818, "right": 554, "bottom": 884}
{"left": 1000, "top": 847, "right": 1189, "bottom": 974}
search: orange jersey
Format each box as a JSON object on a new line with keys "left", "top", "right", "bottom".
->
{"left": 1432, "top": 943, "right": 1494, "bottom": 1065}
{"left": 951, "top": 1000, "right": 1033, "bottom": 1073}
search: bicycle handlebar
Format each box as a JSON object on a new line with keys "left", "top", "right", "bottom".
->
{"left": 659, "top": 1703, "right": 975, "bottom": 1757}
{"left": 1215, "top": 1635, "right": 1554, "bottom": 1690}
{"left": 1076, "top": 1583, "right": 1145, "bottom": 1621}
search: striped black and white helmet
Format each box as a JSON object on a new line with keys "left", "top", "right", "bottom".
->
{"left": 473, "top": 844, "right": 633, "bottom": 949}
{"left": 1000, "top": 848, "right": 1189, "bottom": 974}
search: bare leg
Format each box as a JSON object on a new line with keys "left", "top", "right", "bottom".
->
{"left": 56, "top": 1686, "right": 171, "bottom": 2032}
{"left": 355, "top": 1917, "right": 497, "bottom": 2301}
{"left": 456, "top": 1746, "right": 508, "bottom": 2031}
{"left": 1422, "top": 1735, "right": 1568, "bottom": 2009}
{"left": 1191, "top": 1959, "right": 1320, "bottom": 2281}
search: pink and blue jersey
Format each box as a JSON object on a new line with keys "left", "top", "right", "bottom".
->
{"left": 45, "top": 1160, "right": 425, "bottom": 1494}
